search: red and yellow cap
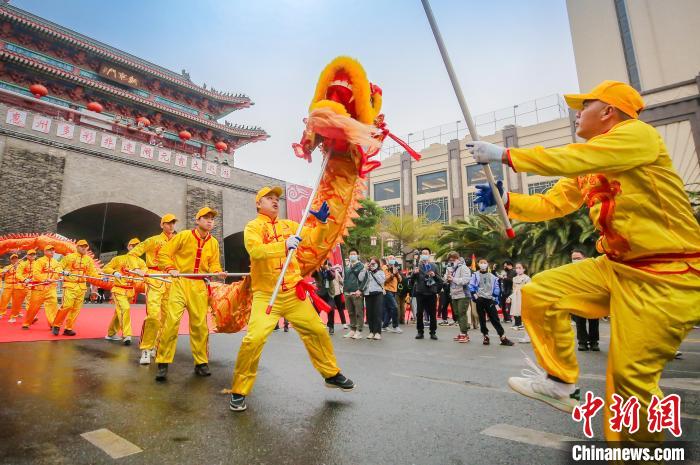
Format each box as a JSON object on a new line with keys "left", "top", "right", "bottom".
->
{"left": 196, "top": 207, "right": 218, "bottom": 219}
{"left": 128, "top": 238, "right": 140, "bottom": 247}
{"left": 255, "top": 186, "right": 283, "bottom": 203}
{"left": 27, "top": 249, "right": 37, "bottom": 255}
{"left": 76, "top": 239, "right": 89, "bottom": 247}
{"left": 160, "top": 213, "right": 178, "bottom": 225}
{"left": 564, "top": 80, "right": 644, "bottom": 119}
{"left": 10, "top": 253, "right": 18, "bottom": 259}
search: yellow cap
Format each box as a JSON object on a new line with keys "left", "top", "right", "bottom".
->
{"left": 128, "top": 238, "right": 140, "bottom": 246}
{"left": 161, "top": 213, "right": 178, "bottom": 225}
{"left": 255, "top": 186, "right": 283, "bottom": 203}
{"left": 564, "top": 80, "right": 644, "bottom": 119}
{"left": 76, "top": 239, "right": 89, "bottom": 247}
{"left": 10, "top": 254, "right": 18, "bottom": 259}
{"left": 44, "top": 245, "right": 54, "bottom": 251}
{"left": 196, "top": 207, "right": 218, "bottom": 219}
{"left": 27, "top": 249, "right": 37, "bottom": 255}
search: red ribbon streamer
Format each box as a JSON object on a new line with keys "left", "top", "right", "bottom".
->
{"left": 295, "top": 278, "right": 331, "bottom": 313}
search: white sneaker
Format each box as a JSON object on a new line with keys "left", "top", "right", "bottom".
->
{"left": 123, "top": 336, "right": 132, "bottom": 346}
{"left": 139, "top": 350, "right": 151, "bottom": 365}
{"left": 352, "top": 331, "right": 362, "bottom": 339}
{"left": 518, "top": 336, "right": 531, "bottom": 343}
{"left": 508, "top": 357, "right": 580, "bottom": 413}
{"left": 343, "top": 324, "right": 349, "bottom": 329}
{"left": 374, "top": 333, "right": 382, "bottom": 340}
{"left": 8, "top": 317, "right": 16, "bottom": 323}
{"left": 394, "top": 327, "right": 403, "bottom": 334}
{"left": 150, "top": 348, "right": 157, "bottom": 358}
{"left": 366, "top": 333, "right": 375, "bottom": 339}
{"left": 104, "top": 334, "right": 122, "bottom": 341}
{"left": 344, "top": 330, "right": 355, "bottom": 338}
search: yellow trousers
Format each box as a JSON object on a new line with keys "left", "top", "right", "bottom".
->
{"left": 231, "top": 289, "right": 341, "bottom": 396}
{"left": 139, "top": 279, "right": 170, "bottom": 350}
{"left": 0, "top": 288, "right": 25, "bottom": 317}
{"left": 156, "top": 278, "right": 209, "bottom": 365}
{"left": 522, "top": 255, "right": 700, "bottom": 443}
{"left": 23, "top": 287, "right": 58, "bottom": 327}
{"left": 107, "top": 293, "right": 133, "bottom": 337}
{"left": 53, "top": 286, "right": 86, "bottom": 330}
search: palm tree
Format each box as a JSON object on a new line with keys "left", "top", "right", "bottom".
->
{"left": 437, "top": 214, "right": 515, "bottom": 264}
{"left": 380, "top": 214, "right": 442, "bottom": 262}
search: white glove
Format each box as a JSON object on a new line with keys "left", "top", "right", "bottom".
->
{"left": 465, "top": 141, "right": 505, "bottom": 164}
{"left": 113, "top": 272, "right": 122, "bottom": 279}
{"left": 286, "top": 235, "right": 302, "bottom": 250}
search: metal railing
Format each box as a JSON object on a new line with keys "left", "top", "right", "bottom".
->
{"left": 379, "top": 94, "right": 567, "bottom": 160}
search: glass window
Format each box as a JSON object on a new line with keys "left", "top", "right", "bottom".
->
{"left": 373, "top": 180, "right": 400, "bottom": 201}
{"left": 528, "top": 180, "right": 558, "bottom": 195}
{"left": 382, "top": 204, "right": 400, "bottom": 216}
{"left": 416, "top": 171, "right": 447, "bottom": 194}
{"left": 466, "top": 163, "right": 503, "bottom": 186}
{"left": 417, "top": 197, "right": 448, "bottom": 224}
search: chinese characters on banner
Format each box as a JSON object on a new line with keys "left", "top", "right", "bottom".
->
{"left": 572, "top": 391, "right": 682, "bottom": 438}
{"left": 140, "top": 145, "right": 154, "bottom": 160}
{"left": 56, "top": 122, "right": 75, "bottom": 139}
{"left": 191, "top": 158, "right": 203, "bottom": 172}
{"left": 31, "top": 115, "right": 51, "bottom": 134}
{"left": 6, "top": 108, "right": 27, "bottom": 127}
{"left": 174, "top": 153, "right": 187, "bottom": 168}
{"left": 101, "top": 134, "right": 116, "bottom": 150}
{"left": 205, "top": 161, "right": 218, "bottom": 176}
{"left": 220, "top": 166, "right": 231, "bottom": 179}
{"left": 157, "top": 149, "right": 172, "bottom": 164}
{"left": 120, "top": 138, "right": 136, "bottom": 155}
{"left": 79, "top": 128, "right": 96, "bottom": 145}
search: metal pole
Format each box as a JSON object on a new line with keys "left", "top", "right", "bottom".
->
{"left": 420, "top": 0, "right": 515, "bottom": 238}
{"left": 265, "top": 153, "right": 330, "bottom": 314}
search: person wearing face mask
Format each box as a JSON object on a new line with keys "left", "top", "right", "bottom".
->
{"left": 569, "top": 250, "right": 600, "bottom": 352}
{"left": 444, "top": 252, "right": 472, "bottom": 343}
{"left": 411, "top": 248, "right": 442, "bottom": 340}
{"left": 507, "top": 262, "right": 532, "bottom": 343}
{"left": 499, "top": 261, "right": 515, "bottom": 323}
{"left": 358, "top": 257, "right": 385, "bottom": 340}
{"left": 381, "top": 255, "right": 402, "bottom": 333}
{"left": 343, "top": 248, "right": 368, "bottom": 339}
{"left": 468, "top": 259, "right": 514, "bottom": 346}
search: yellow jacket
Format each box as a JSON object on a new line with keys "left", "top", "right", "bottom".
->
{"left": 15, "top": 259, "right": 34, "bottom": 288}
{"left": 60, "top": 253, "right": 100, "bottom": 290}
{"left": 30, "top": 256, "right": 63, "bottom": 288}
{"left": 103, "top": 254, "right": 147, "bottom": 296}
{"left": 1, "top": 263, "right": 22, "bottom": 290}
{"left": 128, "top": 232, "right": 174, "bottom": 270}
{"left": 245, "top": 213, "right": 328, "bottom": 293}
{"left": 157, "top": 229, "right": 222, "bottom": 274}
{"left": 507, "top": 119, "right": 700, "bottom": 263}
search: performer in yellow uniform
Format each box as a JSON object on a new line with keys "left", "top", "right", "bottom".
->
{"left": 467, "top": 80, "right": 700, "bottom": 444}
{"left": 22, "top": 245, "right": 62, "bottom": 329}
{"left": 12, "top": 251, "right": 35, "bottom": 321}
{"left": 228, "top": 187, "right": 354, "bottom": 413}
{"left": 128, "top": 213, "right": 178, "bottom": 364}
{"left": 103, "top": 238, "right": 147, "bottom": 346}
{"left": 155, "top": 207, "right": 226, "bottom": 381}
{"left": 53, "top": 239, "right": 100, "bottom": 336}
{"left": 0, "top": 254, "right": 23, "bottom": 322}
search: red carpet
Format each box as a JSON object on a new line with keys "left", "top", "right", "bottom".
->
{"left": 0, "top": 304, "right": 196, "bottom": 343}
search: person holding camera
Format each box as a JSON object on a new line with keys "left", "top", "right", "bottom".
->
{"left": 381, "top": 255, "right": 402, "bottom": 333}
{"left": 358, "top": 257, "right": 385, "bottom": 340}
{"left": 412, "top": 248, "right": 442, "bottom": 340}
{"left": 444, "top": 252, "right": 472, "bottom": 343}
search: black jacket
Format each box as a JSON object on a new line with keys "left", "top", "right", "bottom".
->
{"left": 412, "top": 263, "right": 443, "bottom": 296}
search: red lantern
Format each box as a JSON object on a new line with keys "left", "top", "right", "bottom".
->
{"left": 136, "top": 116, "right": 151, "bottom": 127}
{"left": 86, "top": 101, "right": 103, "bottom": 113}
{"left": 29, "top": 84, "right": 48, "bottom": 99}
{"left": 215, "top": 141, "right": 228, "bottom": 153}
{"left": 178, "top": 130, "right": 192, "bottom": 141}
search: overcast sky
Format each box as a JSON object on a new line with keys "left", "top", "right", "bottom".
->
{"left": 14, "top": 0, "right": 579, "bottom": 186}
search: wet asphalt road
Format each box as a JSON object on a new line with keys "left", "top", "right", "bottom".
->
{"left": 1, "top": 322, "right": 698, "bottom": 465}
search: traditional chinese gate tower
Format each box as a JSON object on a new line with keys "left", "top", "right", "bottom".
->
{"left": 0, "top": 3, "right": 281, "bottom": 269}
